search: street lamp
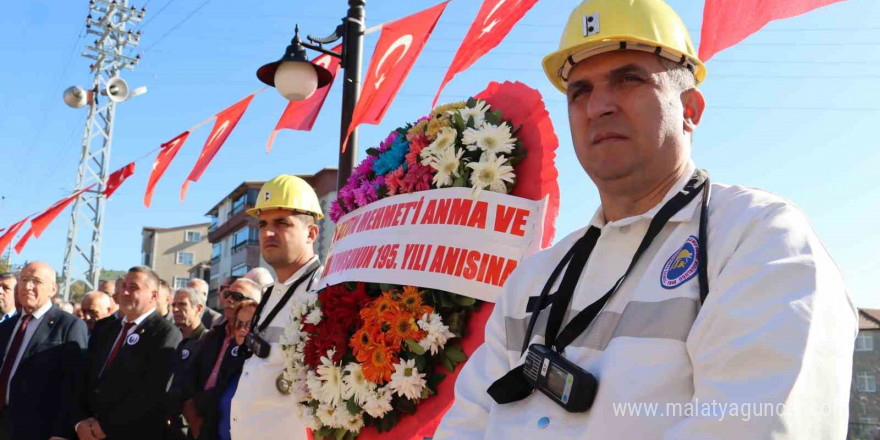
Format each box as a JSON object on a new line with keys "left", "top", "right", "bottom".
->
{"left": 257, "top": 0, "right": 365, "bottom": 192}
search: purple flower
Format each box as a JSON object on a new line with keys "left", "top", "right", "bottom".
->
{"left": 329, "top": 200, "right": 347, "bottom": 223}
{"left": 379, "top": 131, "right": 400, "bottom": 152}
{"left": 353, "top": 179, "right": 378, "bottom": 208}
{"left": 337, "top": 186, "right": 356, "bottom": 211}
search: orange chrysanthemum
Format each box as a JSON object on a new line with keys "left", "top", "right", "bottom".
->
{"left": 351, "top": 327, "right": 380, "bottom": 363}
{"left": 399, "top": 286, "right": 433, "bottom": 316}
{"left": 360, "top": 291, "right": 399, "bottom": 326}
{"left": 362, "top": 344, "right": 397, "bottom": 384}
{"left": 385, "top": 311, "right": 424, "bottom": 347}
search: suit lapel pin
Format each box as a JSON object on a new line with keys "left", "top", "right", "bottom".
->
{"left": 231, "top": 346, "right": 239, "bottom": 357}
{"left": 126, "top": 333, "right": 140, "bottom": 345}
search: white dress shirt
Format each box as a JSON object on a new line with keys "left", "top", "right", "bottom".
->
{"left": 230, "top": 256, "right": 322, "bottom": 440}
{"left": 4, "top": 301, "right": 52, "bottom": 404}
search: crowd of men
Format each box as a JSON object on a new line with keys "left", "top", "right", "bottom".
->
{"left": 0, "top": 262, "right": 271, "bottom": 440}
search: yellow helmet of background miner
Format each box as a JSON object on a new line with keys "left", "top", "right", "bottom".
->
{"left": 542, "top": 0, "right": 706, "bottom": 94}
{"left": 246, "top": 174, "right": 324, "bottom": 220}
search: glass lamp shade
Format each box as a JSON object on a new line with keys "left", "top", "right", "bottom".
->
{"left": 274, "top": 61, "right": 319, "bottom": 101}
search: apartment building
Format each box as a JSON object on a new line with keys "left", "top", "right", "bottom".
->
{"left": 849, "top": 308, "right": 880, "bottom": 440}
{"left": 141, "top": 223, "right": 211, "bottom": 289}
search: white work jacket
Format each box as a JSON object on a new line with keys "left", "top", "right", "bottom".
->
{"left": 230, "top": 257, "right": 323, "bottom": 440}
{"left": 435, "top": 167, "right": 857, "bottom": 439}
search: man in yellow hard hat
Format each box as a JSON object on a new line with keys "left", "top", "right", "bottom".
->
{"left": 228, "top": 174, "right": 324, "bottom": 440}
{"left": 435, "top": 0, "right": 856, "bottom": 438}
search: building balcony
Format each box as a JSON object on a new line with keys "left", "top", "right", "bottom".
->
{"left": 208, "top": 205, "right": 253, "bottom": 243}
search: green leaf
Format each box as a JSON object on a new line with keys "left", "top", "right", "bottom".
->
{"left": 315, "top": 427, "right": 333, "bottom": 440}
{"left": 446, "top": 344, "right": 468, "bottom": 363}
{"left": 404, "top": 338, "right": 426, "bottom": 355}
{"left": 466, "top": 97, "right": 477, "bottom": 108}
{"left": 346, "top": 398, "right": 361, "bottom": 415}
{"left": 378, "top": 283, "right": 396, "bottom": 292}
{"left": 442, "top": 356, "right": 455, "bottom": 373}
{"left": 335, "top": 428, "right": 347, "bottom": 440}
{"left": 452, "top": 294, "right": 476, "bottom": 306}
{"left": 453, "top": 112, "right": 466, "bottom": 132}
{"left": 366, "top": 147, "right": 381, "bottom": 157}
{"left": 415, "top": 355, "right": 427, "bottom": 372}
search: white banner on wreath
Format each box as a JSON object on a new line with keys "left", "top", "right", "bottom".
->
{"left": 319, "top": 187, "right": 547, "bottom": 302}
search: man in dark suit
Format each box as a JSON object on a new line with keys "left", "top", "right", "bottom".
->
{"left": 75, "top": 265, "right": 182, "bottom": 440}
{"left": 0, "top": 261, "right": 88, "bottom": 440}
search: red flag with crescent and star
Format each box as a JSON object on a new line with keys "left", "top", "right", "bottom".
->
{"left": 699, "top": 0, "right": 846, "bottom": 61}
{"left": 267, "top": 44, "right": 343, "bottom": 154}
{"left": 144, "top": 131, "right": 190, "bottom": 208}
{"left": 432, "top": 0, "right": 539, "bottom": 108}
{"left": 342, "top": 1, "right": 449, "bottom": 151}
{"left": 181, "top": 94, "right": 255, "bottom": 202}
{"left": 103, "top": 162, "right": 135, "bottom": 198}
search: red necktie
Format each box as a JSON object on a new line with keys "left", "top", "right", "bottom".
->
{"left": 105, "top": 322, "right": 136, "bottom": 370}
{"left": 0, "top": 314, "right": 32, "bottom": 411}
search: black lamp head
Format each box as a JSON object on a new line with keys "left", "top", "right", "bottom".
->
{"left": 257, "top": 26, "right": 334, "bottom": 89}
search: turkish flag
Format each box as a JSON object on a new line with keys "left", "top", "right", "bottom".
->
{"left": 699, "top": 0, "right": 846, "bottom": 61}
{"left": 144, "top": 132, "right": 190, "bottom": 208}
{"left": 104, "top": 162, "right": 136, "bottom": 198}
{"left": 267, "top": 44, "right": 343, "bottom": 153}
{"left": 181, "top": 94, "right": 255, "bottom": 201}
{"left": 0, "top": 218, "right": 30, "bottom": 255}
{"left": 14, "top": 228, "right": 33, "bottom": 255}
{"left": 342, "top": 1, "right": 449, "bottom": 151}
{"left": 31, "top": 185, "right": 95, "bottom": 239}
{"left": 432, "top": 0, "right": 538, "bottom": 108}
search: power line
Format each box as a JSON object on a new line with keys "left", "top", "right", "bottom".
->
{"left": 139, "top": 0, "right": 178, "bottom": 30}
{"left": 142, "top": 0, "right": 216, "bottom": 53}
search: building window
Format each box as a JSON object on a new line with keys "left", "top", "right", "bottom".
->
{"left": 209, "top": 215, "right": 218, "bottom": 232}
{"left": 142, "top": 252, "right": 152, "bottom": 267}
{"left": 232, "top": 227, "right": 257, "bottom": 252}
{"left": 856, "top": 333, "right": 874, "bottom": 352}
{"left": 857, "top": 373, "right": 877, "bottom": 393}
{"left": 173, "top": 277, "right": 189, "bottom": 289}
{"left": 176, "top": 252, "right": 194, "bottom": 265}
{"left": 231, "top": 263, "right": 249, "bottom": 277}
{"left": 185, "top": 231, "right": 201, "bottom": 242}
{"left": 212, "top": 243, "right": 221, "bottom": 261}
{"left": 231, "top": 194, "right": 247, "bottom": 217}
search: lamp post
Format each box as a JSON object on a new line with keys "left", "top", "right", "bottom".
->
{"left": 257, "top": 0, "right": 365, "bottom": 192}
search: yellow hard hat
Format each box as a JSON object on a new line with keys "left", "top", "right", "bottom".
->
{"left": 542, "top": 0, "right": 706, "bottom": 93}
{"left": 246, "top": 174, "right": 324, "bottom": 220}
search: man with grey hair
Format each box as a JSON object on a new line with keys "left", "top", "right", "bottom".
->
{"left": 181, "top": 277, "right": 261, "bottom": 438}
{"left": 0, "top": 274, "right": 16, "bottom": 323}
{"left": 244, "top": 267, "right": 274, "bottom": 292}
{"left": 80, "top": 291, "right": 114, "bottom": 333}
{"left": 168, "top": 287, "right": 208, "bottom": 439}
{"left": 187, "top": 278, "right": 224, "bottom": 329}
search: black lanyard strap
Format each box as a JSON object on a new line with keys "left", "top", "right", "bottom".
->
{"left": 530, "top": 169, "right": 710, "bottom": 354}
{"left": 252, "top": 259, "right": 321, "bottom": 333}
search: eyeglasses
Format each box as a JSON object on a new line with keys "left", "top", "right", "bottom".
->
{"left": 223, "top": 291, "right": 247, "bottom": 302}
{"left": 234, "top": 320, "right": 251, "bottom": 330}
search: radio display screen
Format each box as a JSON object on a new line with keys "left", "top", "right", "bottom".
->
{"left": 546, "top": 363, "right": 568, "bottom": 399}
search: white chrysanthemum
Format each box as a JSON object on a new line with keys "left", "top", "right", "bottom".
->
{"left": 388, "top": 359, "right": 427, "bottom": 401}
{"left": 420, "top": 126, "right": 458, "bottom": 165}
{"left": 316, "top": 351, "right": 344, "bottom": 405}
{"left": 426, "top": 146, "right": 465, "bottom": 187}
{"left": 417, "top": 312, "right": 456, "bottom": 355}
{"left": 453, "top": 100, "right": 489, "bottom": 127}
{"left": 300, "top": 406, "right": 322, "bottom": 430}
{"left": 342, "top": 363, "right": 376, "bottom": 405}
{"left": 343, "top": 413, "right": 365, "bottom": 433}
{"left": 362, "top": 386, "right": 393, "bottom": 418}
{"left": 316, "top": 403, "right": 345, "bottom": 429}
{"left": 306, "top": 370, "right": 323, "bottom": 401}
{"left": 462, "top": 123, "right": 516, "bottom": 155}
{"left": 466, "top": 153, "right": 515, "bottom": 198}
{"left": 304, "top": 308, "right": 323, "bottom": 325}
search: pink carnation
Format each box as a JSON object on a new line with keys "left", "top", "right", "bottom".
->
{"left": 385, "top": 166, "right": 405, "bottom": 196}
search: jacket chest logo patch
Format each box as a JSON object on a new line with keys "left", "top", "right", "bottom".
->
{"left": 660, "top": 235, "right": 699, "bottom": 289}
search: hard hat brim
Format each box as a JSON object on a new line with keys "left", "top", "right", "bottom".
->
{"left": 246, "top": 205, "right": 324, "bottom": 221}
{"left": 542, "top": 36, "right": 707, "bottom": 94}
